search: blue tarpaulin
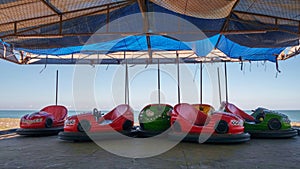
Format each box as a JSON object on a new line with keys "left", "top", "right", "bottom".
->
{"left": 18, "top": 35, "right": 217, "bottom": 56}
{"left": 217, "top": 36, "right": 285, "bottom": 62}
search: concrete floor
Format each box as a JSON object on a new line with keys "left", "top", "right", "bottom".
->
{"left": 0, "top": 133, "right": 299, "bottom": 169}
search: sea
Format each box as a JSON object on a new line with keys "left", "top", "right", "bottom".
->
{"left": 0, "top": 109, "right": 300, "bottom": 122}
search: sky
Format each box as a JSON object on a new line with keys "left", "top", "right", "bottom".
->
{"left": 0, "top": 55, "right": 300, "bottom": 111}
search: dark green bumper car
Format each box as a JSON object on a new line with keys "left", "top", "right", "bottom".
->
{"left": 225, "top": 102, "right": 297, "bottom": 138}
{"left": 138, "top": 104, "right": 173, "bottom": 137}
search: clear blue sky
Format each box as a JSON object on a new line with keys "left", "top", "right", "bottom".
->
{"left": 0, "top": 55, "right": 300, "bottom": 111}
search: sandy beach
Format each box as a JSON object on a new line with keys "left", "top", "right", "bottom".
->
{"left": 291, "top": 122, "right": 300, "bottom": 127}
{"left": 0, "top": 118, "right": 19, "bottom": 130}
{"left": 0, "top": 118, "right": 300, "bottom": 131}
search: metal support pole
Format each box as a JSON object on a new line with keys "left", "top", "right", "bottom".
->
{"left": 217, "top": 67, "right": 222, "bottom": 105}
{"left": 124, "top": 52, "right": 128, "bottom": 104}
{"left": 157, "top": 59, "right": 161, "bottom": 104}
{"left": 55, "top": 70, "right": 58, "bottom": 105}
{"left": 224, "top": 62, "right": 228, "bottom": 103}
{"left": 176, "top": 52, "right": 181, "bottom": 104}
{"left": 125, "top": 60, "right": 129, "bottom": 105}
{"left": 200, "top": 62, "right": 203, "bottom": 105}
{"left": 59, "top": 15, "right": 62, "bottom": 35}
{"left": 14, "top": 22, "right": 17, "bottom": 34}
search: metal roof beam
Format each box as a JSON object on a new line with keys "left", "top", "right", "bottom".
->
{"left": 137, "top": 0, "right": 147, "bottom": 21}
{"left": 214, "top": 0, "right": 241, "bottom": 49}
{"left": 137, "top": 0, "right": 152, "bottom": 62}
{"left": 22, "top": 57, "right": 254, "bottom": 65}
{"left": 298, "top": 21, "right": 300, "bottom": 34}
{"left": 40, "top": 0, "right": 62, "bottom": 15}
{"left": 0, "top": 56, "right": 21, "bottom": 64}
{"left": 6, "top": 29, "right": 292, "bottom": 40}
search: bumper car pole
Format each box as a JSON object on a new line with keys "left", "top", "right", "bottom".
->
{"left": 176, "top": 51, "right": 181, "bottom": 104}
{"left": 55, "top": 70, "right": 59, "bottom": 105}
{"left": 157, "top": 59, "right": 161, "bottom": 104}
{"left": 224, "top": 61, "right": 228, "bottom": 103}
{"left": 124, "top": 55, "right": 129, "bottom": 105}
{"left": 200, "top": 61, "right": 203, "bottom": 105}
{"left": 217, "top": 67, "right": 222, "bottom": 105}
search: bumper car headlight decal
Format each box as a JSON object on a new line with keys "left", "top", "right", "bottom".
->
{"left": 34, "top": 118, "right": 43, "bottom": 123}
{"left": 65, "top": 119, "right": 76, "bottom": 126}
{"left": 231, "top": 120, "right": 243, "bottom": 126}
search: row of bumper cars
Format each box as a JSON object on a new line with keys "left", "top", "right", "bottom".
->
{"left": 16, "top": 103, "right": 297, "bottom": 142}
{"left": 58, "top": 103, "right": 249, "bottom": 143}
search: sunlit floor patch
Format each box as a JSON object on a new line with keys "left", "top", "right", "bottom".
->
{"left": 0, "top": 133, "right": 19, "bottom": 140}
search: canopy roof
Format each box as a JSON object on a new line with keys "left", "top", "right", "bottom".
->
{"left": 0, "top": 0, "right": 299, "bottom": 65}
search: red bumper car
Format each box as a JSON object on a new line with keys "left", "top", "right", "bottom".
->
{"left": 16, "top": 105, "right": 68, "bottom": 135}
{"left": 169, "top": 103, "right": 250, "bottom": 143}
{"left": 58, "top": 104, "right": 135, "bottom": 141}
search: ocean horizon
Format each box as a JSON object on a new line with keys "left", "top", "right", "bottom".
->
{"left": 1, "top": 109, "right": 300, "bottom": 122}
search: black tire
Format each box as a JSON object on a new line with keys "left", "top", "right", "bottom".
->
{"left": 122, "top": 120, "right": 133, "bottom": 131}
{"left": 268, "top": 118, "right": 282, "bottom": 130}
{"left": 172, "top": 122, "right": 181, "bottom": 132}
{"left": 215, "top": 120, "right": 229, "bottom": 134}
{"left": 77, "top": 120, "right": 91, "bottom": 132}
{"left": 45, "top": 118, "right": 53, "bottom": 128}
{"left": 139, "top": 123, "right": 145, "bottom": 130}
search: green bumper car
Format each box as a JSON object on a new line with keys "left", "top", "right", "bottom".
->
{"left": 225, "top": 103, "right": 297, "bottom": 138}
{"left": 138, "top": 104, "right": 173, "bottom": 137}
